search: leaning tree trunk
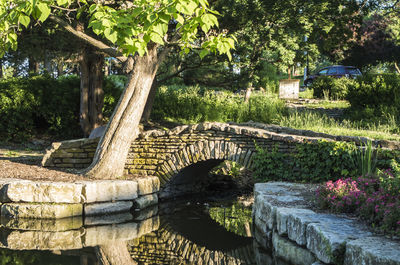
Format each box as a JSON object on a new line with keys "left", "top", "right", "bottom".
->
{"left": 83, "top": 45, "right": 161, "bottom": 179}
{"left": 141, "top": 79, "right": 158, "bottom": 122}
{"left": 79, "top": 47, "right": 105, "bottom": 137}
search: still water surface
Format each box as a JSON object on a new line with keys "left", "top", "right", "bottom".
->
{"left": 0, "top": 199, "right": 289, "bottom": 265}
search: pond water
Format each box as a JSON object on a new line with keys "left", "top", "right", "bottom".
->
{"left": 0, "top": 198, "right": 293, "bottom": 265}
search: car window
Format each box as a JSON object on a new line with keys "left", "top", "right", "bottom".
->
{"left": 319, "top": 69, "right": 328, "bottom": 75}
{"left": 337, "top": 67, "right": 346, "bottom": 75}
{"left": 327, "top": 67, "right": 338, "bottom": 74}
{"left": 346, "top": 68, "right": 361, "bottom": 75}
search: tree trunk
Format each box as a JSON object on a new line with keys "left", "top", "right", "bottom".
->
{"left": 44, "top": 51, "right": 52, "bottom": 74}
{"left": 28, "top": 56, "right": 40, "bottom": 75}
{"left": 395, "top": 62, "right": 400, "bottom": 75}
{"left": 0, "top": 59, "right": 3, "bottom": 79}
{"left": 79, "top": 47, "right": 105, "bottom": 137}
{"left": 141, "top": 79, "right": 158, "bottom": 122}
{"left": 95, "top": 242, "right": 137, "bottom": 265}
{"left": 83, "top": 45, "right": 161, "bottom": 179}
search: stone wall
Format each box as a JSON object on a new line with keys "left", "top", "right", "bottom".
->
{"left": 253, "top": 182, "right": 400, "bottom": 265}
{"left": 0, "top": 177, "right": 159, "bottom": 219}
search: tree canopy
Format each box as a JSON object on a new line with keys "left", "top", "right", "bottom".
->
{"left": 0, "top": 0, "right": 235, "bottom": 61}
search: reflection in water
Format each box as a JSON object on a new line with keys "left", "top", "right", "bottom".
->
{"left": 0, "top": 201, "right": 301, "bottom": 265}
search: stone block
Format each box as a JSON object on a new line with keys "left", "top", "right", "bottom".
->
{"left": 1, "top": 216, "right": 83, "bottom": 231}
{"left": 272, "top": 232, "right": 316, "bottom": 265}
{"left": 80, "top": 180, "right": 138, "bottom": 203}
{"left": 3, "top": 230, "right": 82, "bottom": 250}
{"left": 83, "top": 222, "right": 139, "bottom": 247}
{"left": 84, "top": 212, "right": 133, "bottom": 226}
{"left": 84, "top": 201, "right": 133, "bottom": 216}
{"left": 0, "top": 180, "right": 84, "bottom": 203}
{"left": 133, "top": 194, "right": 158, "bottom": 210}
{"left": 1, "top": 203, "right": 83, "bottom": 219}
{"left": 306, "top": 216, "right": 372, "bottom": 264}
{"left": 344, "top": 237, "right": 400, "bottom": 265}
{"left": 136, "top": 177, "right": 160, "bottom": 196}
{"left": 286, "top": 209, "right": 319, "bottom": 246}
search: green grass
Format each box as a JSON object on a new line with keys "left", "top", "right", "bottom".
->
{"left": 278, "top": 111, "right": 400, "bottom": 141}
{"left": 303, "top": 100, "right": 350, "bottom": 109}
{"left": 151, "top": 85, "right": 400, "bottom": 142}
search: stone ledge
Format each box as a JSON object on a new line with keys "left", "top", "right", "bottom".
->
{"left": 253, "top": 182, "right": 400, "bottom": 265}
{"left": 0, "top": 178, "right": 160, "bottom": 219}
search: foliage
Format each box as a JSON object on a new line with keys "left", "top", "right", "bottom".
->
{"left": 151, "top": 85, "right": 288, "bottom": 124}
{"left": 350, "top": 140, "right": 378, "bottom": 176}
{"left": 208, "top": 203, "right": 252, "bottom": 237}
{"left": 315, "top": 170, "right": 400, "bottom": 236}
{"left": 0, "top": 75, "right": 123, "bottom": 141}
{"left": 342, "top": 14, "right": 400, "bottom": 70}
{"left": 252, "top": 140, "right": 359, "bottom": 183}
{"left": 346, "top": 74, "right": 400, "bottom": 127}
{"left": 311, "top": 76, "right": 357, "bottom": 100}
{"left": 0, "top": 0, "right": 234, "bottom": 60}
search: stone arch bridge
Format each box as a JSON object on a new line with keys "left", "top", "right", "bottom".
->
{"left": 43, "top": 122, "right": 398, "bottom": 197}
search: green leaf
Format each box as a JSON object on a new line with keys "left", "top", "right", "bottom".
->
{"left": 150, "top": 33, "right": 164, "bottom": 45}
{"left": 153, "top": 23, "right": 168, "bottom": 36}
{"left": 56, "top": 0, "right": 69, "bottom": 6}
{"left": 37, "top": 3, "right": 51, "bottom": 22}
{"left": 104, "top": 28, "right": 118, "bottom": 43}
{"left": 18, "top": 14, "right": 30, "bottom": 28}
{"left": 199, "top": 49, "right": 209, "bottom": 59}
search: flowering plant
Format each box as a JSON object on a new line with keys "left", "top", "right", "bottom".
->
{"left": 315, "top": 170, "right": 400, "bottom": 236}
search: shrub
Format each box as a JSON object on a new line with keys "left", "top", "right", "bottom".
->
{"left": 346, "top": 74, "right": 400, "bottom": 122}
{"left": 312, "top": 76, "right": 357, "bottom": 100}
{"left": 0, "top": 75, "right": 124, "bottom": 141}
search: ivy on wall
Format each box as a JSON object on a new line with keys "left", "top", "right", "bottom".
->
{"left": 252, "top": 140, "right": 400, "bottom": 183}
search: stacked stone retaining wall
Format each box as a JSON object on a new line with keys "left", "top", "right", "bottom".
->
{"left": 253, "top": 182, "right": 400, "bottom": 265}
{"left": 0, "top": 177, "right": 159, "bottom": 219}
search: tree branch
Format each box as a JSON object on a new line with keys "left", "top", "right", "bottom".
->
{"left": 48, "top": 15, "right": 128, "bottom": 63}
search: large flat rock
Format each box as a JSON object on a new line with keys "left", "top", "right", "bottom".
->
{"left": 84, "top": 201, "right": 133, "bottom": 216}
{"left": 0, "top": 180, "right": 83, "bottom": 203}
{"left": 1, "top": 203, "right": 83, "bottom": 219}
{"left": 80, "top": 180, "right": 138, "bottom": 203}
{"left": 133, "top": 194, "right": 158, "bottom": 210}
{"left": 306, "top": 215, "right": 372, "bottom": 264}
{"left": 136, "top": 177, "right": 160, "bottom": 195}
{"left": 344, "top": 237, "right": 400, "bottom": 265}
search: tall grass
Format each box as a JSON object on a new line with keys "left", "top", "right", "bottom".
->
{"left": 151, "top": 85, "right": 288, "bottom": 124}
{"left": 350, "top": 140, "right": 378, "bottom": 176}
{"left": 278, "top": 111, "right": 400, "bottom": 141}
{"left": 151, "top": 85, "right": 400, "bottom": 141}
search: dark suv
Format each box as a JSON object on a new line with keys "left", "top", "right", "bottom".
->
{"left": 304, "top": 65, "right": 362, "bottom": 87}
